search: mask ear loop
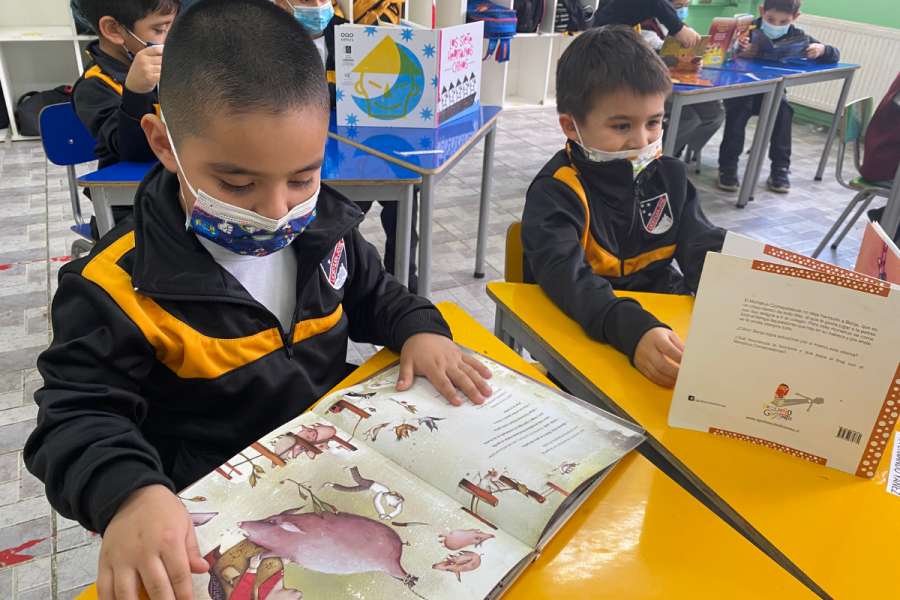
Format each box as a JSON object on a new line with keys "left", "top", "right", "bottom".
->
{"left": 161, "top": 111, "right": 197, "bottom": 230}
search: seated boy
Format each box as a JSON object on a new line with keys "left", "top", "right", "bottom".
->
{"left": 717, "top": 0, "right": 840, "bottom": 194}
{"left": 280, "top": 0, "right": 421, "bottom": 293}
{"left": 522, "top": 26, "right": 725, "bottom": 388}
{"left": 24, "top": 2, "right": 492, "bottom": 599}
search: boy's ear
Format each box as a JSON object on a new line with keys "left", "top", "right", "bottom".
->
{"left": 97, "top": 16, "right": 127, "bottom": 45}
{"left": 793, "top": 11, "right": 802, "bottom": 21}
{"left": 141, "top": 114, "right": 180, "bottom": 174}
{"left": 758, "top": 6, "right": 764, "bottom": 18}
{"left": 558, "top": 114, "right": 580, "bottom": 144}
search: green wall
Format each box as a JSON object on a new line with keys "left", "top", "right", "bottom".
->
{"left": 800, "top": 0, "right": 900, "bottom": 30}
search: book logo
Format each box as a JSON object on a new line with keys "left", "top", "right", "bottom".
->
{"left": 639, "top": 194, "right": 673, "bottom": 234}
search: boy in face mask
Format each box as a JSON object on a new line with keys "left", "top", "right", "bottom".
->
{"left": 717, "top": 0, "right": 839, "bottom": 194}
{"left": 24, "top": 3, "right": 493, "bottom": 600}
{"left": 521, "top": 26, "right": 726, "bottom": 388}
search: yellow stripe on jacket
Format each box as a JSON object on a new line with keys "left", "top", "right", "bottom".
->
{"left": 84, "top": 66, "right": 162, "bottom": 117}
{"left": 82, "top": 232, "right": 341, "bottom": 379}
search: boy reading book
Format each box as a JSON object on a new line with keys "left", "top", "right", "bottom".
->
{"left": 24, "top": 2, "right": 492, "bottom": 599}
{"left": 717, "top": 0, "right": 840, "bottom": 194}
{"left": 521, "top": 26, "right": 726, "bottom": 388}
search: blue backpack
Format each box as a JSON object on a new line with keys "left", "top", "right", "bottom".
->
{"left": 466, "top": 1, "right": 517, "bottom": 62}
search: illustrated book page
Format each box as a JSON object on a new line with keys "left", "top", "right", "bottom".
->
{"left": 185, "top": 410, "right": 534, "bottom": 600}
{"left": 669, "top": 251, "right": 900, "bottom": 477}
{"left": 855, "top": 220, "right": 900, "bottom": 285}
{"left": 313, "top": 350, "right": 645, "bottom": 548}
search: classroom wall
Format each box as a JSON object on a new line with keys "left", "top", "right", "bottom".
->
{"left": 800, "top": 0, "right": 900, "bottom": 30}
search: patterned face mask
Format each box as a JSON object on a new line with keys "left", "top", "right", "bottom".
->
{"left": 163, "top": 115, "right": 318, "bottom": 257}
{"left": 572, "top": 120, "right": 663, "bottom": 179}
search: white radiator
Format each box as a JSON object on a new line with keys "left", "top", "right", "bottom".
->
{"left": 788, "top": 14, "right": 900, "bottom": 112}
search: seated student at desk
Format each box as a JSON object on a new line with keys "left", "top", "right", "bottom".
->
{"left": 24, "top": 3, "right": 494, "bottom": 600}
{"left": 74, "top": 0, "right": 178, "bottom": 232}
{"left": 276, "top": 0, "right": 422, "bottom": 293}
{"left": 521, "top": 26, "right": 726, "bottom": 388}
{"left": 717, "top": 0, "right": 840, "bottom": 194}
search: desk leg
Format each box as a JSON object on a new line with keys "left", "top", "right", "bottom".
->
{"left": 663, "top": 96, "right": 684, "bottom": 157}
{"left": 418, "top": 173, "right": 435, "bottom": 299}
{"left": 474, "top": 126, "right": 496, "bottom": 279}
{"left": 738, "top": 83, "right": 779, "bottom": 208}
{"left": 882, "top": 185, "right": 900, "bottom": 242}
{"left": 93, "top": 187, "right": 116, "bottom": 237}
{"left": 393, "top": 184, "right": 413, "bottom": 289}
{"left": 815, "top": 72, "right": 855, "bottom": 182}
{"left": 493, "top": 309, "right": 515, "bottom": 349}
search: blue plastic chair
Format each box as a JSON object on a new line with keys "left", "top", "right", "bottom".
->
{"left": 38, "top": 103, "right": 97, "bottom": 258}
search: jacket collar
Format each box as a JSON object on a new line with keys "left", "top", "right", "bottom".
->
{"left": 84, "top": 40, "right": 130, "bottom": 85}
{"left": 130, "top": 163, "right": 364, "bottom": 299}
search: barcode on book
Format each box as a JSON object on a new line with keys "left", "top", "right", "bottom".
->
{"left": 836, "top": 426, "right": 863, "bottom": 444}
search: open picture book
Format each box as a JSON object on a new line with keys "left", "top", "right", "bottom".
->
{"left": 670, "top": 233, "right": 900, "bottom": 478}
{"left": 182, "top": 349, "right": 644, "bottom": 600}
{"left": 660, "top": 36, "right": 713, "bottom": 87}
{"left": 750, "top": 28, "right": 810, "bottom": 61}
{"left": 855, "top": 220, "right": 900, "bottom": 284}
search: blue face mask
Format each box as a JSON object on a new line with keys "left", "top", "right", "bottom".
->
{"left": 760, "top": 21, "right": 791, "bottom": 39}
{"left": 294, "top": 3, "right": 334, "bottom": 36}
{"left": 676, "top": 7, "right": 689, "bottom": 20}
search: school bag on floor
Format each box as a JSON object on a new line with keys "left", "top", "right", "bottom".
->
{"left": 467, "top": 0, "right": 517, "bottom": 62}
{"left": 514, "top": 0, "right": 545, "bottom": 33}
{"left": 15, "top": 86, "right": 73, "bottom": 136}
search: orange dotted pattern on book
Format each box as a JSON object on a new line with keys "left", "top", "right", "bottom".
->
{"left": 709, "top": 428, "right": 827, "bottom": 465}
{"left": 855, "top": 362, "right": 900, "bottom": 479}
{"left": 763, "top": 245, "right": 892, "bottom": 291}
{"left": 751, "top": 261, "right": 891, "bottom": 297}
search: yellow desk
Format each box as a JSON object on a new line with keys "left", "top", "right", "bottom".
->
{"left": 73, "top": 302, "right": 811, "bottom": 600}
{"left": 488, "top": 282, "right": 900, "bottom": 600}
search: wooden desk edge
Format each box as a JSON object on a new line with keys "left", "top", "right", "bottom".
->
{"left": 327, "top": 108, "right": 503, "bottom": 176}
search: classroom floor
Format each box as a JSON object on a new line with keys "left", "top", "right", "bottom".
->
{"left": 0, "top": 106, "right": 868, "bottom": 599}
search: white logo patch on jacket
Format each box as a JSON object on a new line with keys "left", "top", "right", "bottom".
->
{"left": 321, "top": 239, "right": 348, "bottom": 290}
{"left": 639, "top": 193, "right": 674, "bottom": 234}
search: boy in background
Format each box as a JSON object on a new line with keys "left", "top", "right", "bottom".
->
{"left": 25, "top": 3, "right": 493, "bottom": 600}
{"left": 718, "top": 0, "right": 840, "bottom": 194}
{"left": 279, "top": 0, "right": 421, "bottom": 293}
{"left": 521, "top": 26, "right": 725, "bottom": 388}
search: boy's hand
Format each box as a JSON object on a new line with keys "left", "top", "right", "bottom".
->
{"left": 738, "top": 37, "right": 759, "bottom": 58}
{"left": 97, "top": 484, "right": 209, "bottom": 600}
{"left": 675, "top": 26, "right": 701, "bottom": 48}
{"left": 804, "top": 43, "right": 825, "bottom": 59}
{"left": 125, "top": 45, "right": 164, "bottom": 95}
{"left": 397, "top": 333, "right": 493, "bottom": 406}
{"left": 633, "top": 327, "right": 684, "bottom": 389}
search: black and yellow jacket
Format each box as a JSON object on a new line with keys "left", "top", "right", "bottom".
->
{"left": 24, "top": 164, "right": 451, "bottom": 534}
{"left": 72, "top": 40, "right": 159, "bottom": 169}
{"left": 522, "top": 143, "right": 725, "bottom": 361}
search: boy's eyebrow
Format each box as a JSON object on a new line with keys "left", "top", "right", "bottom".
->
{"left": 207, "top": 158, "right": 325, "bottom": 176}
{"left": 605, "top": 111, "right": 666, "bottom": 121}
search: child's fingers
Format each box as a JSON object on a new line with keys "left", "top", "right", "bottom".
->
{"left": 112, "top": 568, "right": 142, "bottom": 600}
{"left": 139, "top": 557, "right": 178, "bottom": 600}
{"left": 454, "top": 364, "right": 488, "bottom": 404}
{"left": 97, "top": 565, "right": 116, "bottom": 600}
{"left": 185, "top": 524, "right": 209, "bottom": 575}
{"left": 432, "top": 372, "right": 463, "bottom": 406}
{"left": 447, "top": 366, "right": 483, "bottom": 405}
{"left": 668, "top": 331, "right": 685, "bottom": 352}
{"left": 651, "top": 351, "right": 680, "bottom": 386}
{"left": 462, "top": 353, "right": 493, "bottom": 380}
{"left": 396, "top": 356, "right": 416, "bottom": 391}
{"left": 660, "top": 337, "right": 684, "bottom": 365}
{"left": 161, "top": 545, "right": 195, "bottom": 600}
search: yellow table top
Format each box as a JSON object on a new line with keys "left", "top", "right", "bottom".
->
{"left": 488, "top": 282, "right": 900, "bottom": 599}
{"left": 73, "top": 302, "right": 810, "bottom": 600}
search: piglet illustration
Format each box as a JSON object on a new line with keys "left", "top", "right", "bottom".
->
{"left": 239, "top": 508, "right": 418, "bottom": 588}
{"left": 271, "top": 424, "right": 337, "bottom": 464}
{"left": 432, "top": 551, "right": 482, "bottom": 582}
{"left": 438, "top": 529, "right": 494, "bottom": 551}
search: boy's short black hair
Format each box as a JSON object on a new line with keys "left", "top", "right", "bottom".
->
{"left": 159, "top": 0, "right": 330, "bottom": 146}
{"left": 556, "top": 26, "right": 672, "bottom": 123}
{"left": 78, "top": 0, "right": 182, "bottom": 36}
{"left": 763, "top": 0, "right": 803, "bottom": 14}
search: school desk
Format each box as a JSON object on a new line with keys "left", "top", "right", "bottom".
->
{"left": 328, "top": 104, "right": 503, "bottom": 299}
{"left": 707, "top": 59, "right": 860, "bottom": 208}
{"left": 75, "top": 138, "right": 423, "bottom": 287}
{"left": 488, "top": 282, "right": 900, "bottom": 599}
{"left": 668, "top": 69, "right": 783, "bottom": 210}
{"left": 72, "top": 301, "right": 814, "bottom": 600}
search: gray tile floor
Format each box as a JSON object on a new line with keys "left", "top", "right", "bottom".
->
{"left": 0, "top": 106, "right": 870, "bottom": 599}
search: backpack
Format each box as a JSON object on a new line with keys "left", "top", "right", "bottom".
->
{"left": 554, "top": 0, "right": 594, "bottom": 33}
{"left": 15, "top": 85, "right": 73, "bottom": 137}
{"left": 514, "top": 0, "right": 545, "bottom": 34}
{"left": 467, "top": 1, "right": 517, "bottom": 62}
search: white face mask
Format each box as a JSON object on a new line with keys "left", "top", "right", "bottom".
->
{"left": 162, "top": 113, "right": 320, "bottom": 256}
{"left": 572, "top": 120, "right": 663, "bottom": 179}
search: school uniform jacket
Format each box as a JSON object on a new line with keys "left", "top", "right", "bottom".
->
{"left": 593, "top": 0, "right": 685, "bottom": 36}
{"left": 24, "top": 164, "right": 451, "bottom": 534}
{"left": 522, "top": 144, "right": 725, "bottom": 362}
{"left": 71, "top": 40, "right": 160, "bottom": 169}
{"left": 754, "top": 18, "right": 840, "bottom": 64}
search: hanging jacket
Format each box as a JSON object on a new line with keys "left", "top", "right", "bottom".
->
{"left": 593, "top": 0, "right": 684, "bottom": 36}
{"left": 522, "top": 143, "right": 725, "bottom": 362}
{"left": 860, "top": 71, "right": 900, "bottom": 183}
{"left": 24, "top": 164, "right": 451, "bottom": 534}
{"left": 71, "top": 40, "right": 160, "bottom": 169}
